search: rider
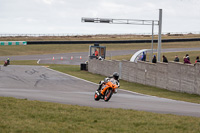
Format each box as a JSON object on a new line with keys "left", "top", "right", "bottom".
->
{"left": 100, "top": 72, "right": 120, "bottom": 96}
{"left": 7, "top": 58, "right": 10, "bottom": 65}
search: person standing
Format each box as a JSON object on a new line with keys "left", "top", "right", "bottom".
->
{"left": 162, "top": 55, "right": 168, "bottom": 63}
{"left": 152, "top": 55, "right": 157, "bottom": 63}
{"left": 183, "top": 56, "right": 191, "bottom": 64}
{"left": 174, "top": 55, "right": 179, "bottom": 62}
{"left": 186, "top": 54, "right": 190, "bottom": 61}
{"left": 195, "top": 56, "right": 200, "bottom": 63}
{"left": 95, "top": 49, "right": 99, "bottom": 59}
{"left": 141, "top": 52, "right": 146, "bottom": 61}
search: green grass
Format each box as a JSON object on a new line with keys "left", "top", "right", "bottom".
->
{"left": 0, "top": 41, "right": 200, "bottom": 57}
{"left": 112, "top": 51, "right": 200, "bottom": 64}
{"left": 1, "top": 97, "right": 200, "bottom": 133}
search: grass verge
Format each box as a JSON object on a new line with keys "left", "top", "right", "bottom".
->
{"left": 0, "top": 41, "right": 200, "bottom": 57}
{"left": 1, "top": 97, "right": 200, "bottom": 133}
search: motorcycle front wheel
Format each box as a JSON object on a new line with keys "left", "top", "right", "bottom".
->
{"left": 104, "top": 88, "right": 113, "bottom": 102}
{"left": 94, "top": 91, "right": 100, "bottom": 101}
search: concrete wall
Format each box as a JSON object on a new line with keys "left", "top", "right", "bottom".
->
{"left": 88, "top": 59, "right": 200, "bottom": 95}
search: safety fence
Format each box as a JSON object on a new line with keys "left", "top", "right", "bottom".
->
{"left": 88, "top": 59, "right": 200, "bottom": 95}
{"left": 0, "top": 41, "right": 27, "bottom": 45}
{"left": 0, "top": 32, "right": 200, "bottom": 37}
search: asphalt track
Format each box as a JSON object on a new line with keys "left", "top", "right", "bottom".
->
{"left": 0, "top": 47, "right": 200, "bottom": 65}
{"left": 0, "top": 65, "right": 200, "bottom": 117}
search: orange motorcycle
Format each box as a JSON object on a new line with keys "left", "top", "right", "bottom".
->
{"left": 94, "top": 78, "right": 119, "bottom": 102}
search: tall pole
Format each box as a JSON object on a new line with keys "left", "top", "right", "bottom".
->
{"left": 157, "top": 9, "right": 162, "bottom": 62}
{"left": 150, "top": 21, "right": 154, "bottom": 62}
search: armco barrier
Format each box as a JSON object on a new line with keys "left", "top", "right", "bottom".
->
{"left": 0, "top": 41, "right": 27, "bottom": 45}
{"left": 27, "top": 38, "right": 200, "bottom": 45}
{"left": 88, "top": 59, "right": 200, "bottom": 95}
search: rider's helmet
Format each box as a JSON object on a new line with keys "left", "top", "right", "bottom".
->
{"left": 113, "top": 72, "right": 119, "bottom": 80}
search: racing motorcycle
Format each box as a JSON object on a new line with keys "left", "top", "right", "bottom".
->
{"left": 94, "top": 78, "right": 120, "bottom": 102}
{"left": 4, "top": 61, "right": 8, "bottom": 66}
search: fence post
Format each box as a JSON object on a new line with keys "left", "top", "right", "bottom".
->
{"left": 119, "top": 62, "right": 122, "bottom": 79}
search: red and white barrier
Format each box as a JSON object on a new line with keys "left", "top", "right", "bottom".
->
{"left": 51, "top": 56, "right": 84, "bottom": 61}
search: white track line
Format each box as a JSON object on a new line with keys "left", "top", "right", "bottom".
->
{"left": 43, "top": 66, "right": 98, "bottom": 85}
{"left": 43, "top": 66, "right": 200, "bottom": 103}
{"left": 43, "top": 66, "right": 150, "bottom": 96}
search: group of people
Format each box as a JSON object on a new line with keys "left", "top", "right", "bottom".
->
{"left": 151, "top": 55, "right": 168, "bottom": 63}
{"left": 150, "top": 54, "right": 200, "bottom": 65}
{"left": 140, "top": 52, "right": 169, "bottom": 64}
{"left": 182, "top": 54, "right": 200, "bottom": 65}
{"left": 174, "top": 54, "right": 200, "bottom": 65}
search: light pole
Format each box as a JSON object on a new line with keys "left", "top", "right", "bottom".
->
{"left": 158, "top": 9, "right": 162, "bottom": 62}
{"left": 150, "top": 20, "right": 154, "bottom": 62}
{"left": 82, "top": 9, "right": 162, "bottom": 62}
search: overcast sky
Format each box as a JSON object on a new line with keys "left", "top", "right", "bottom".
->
{"left": 0, "top": 0, "right": 200, "bottom": 34}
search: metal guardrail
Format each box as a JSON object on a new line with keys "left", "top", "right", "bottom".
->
{"left": 27, "top": 38, "right": 200, "bottom": 45}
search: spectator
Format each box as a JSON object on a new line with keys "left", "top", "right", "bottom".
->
{"left": 174, "top": 55, "right": 179, "bottom": 62}
{"left": 141, "top": 52, "right": 146, "bottom": 61}
{"left": 95, "top": 49, "right": 99, "bottom": 59}
{"left": 195, "top": 56, "right": 200, "bottom": 64}
{"left": 186, "top": 54, "right": 190, "bottom": 61}
{"left": 183, "top": 56, "right": 191, "bottom": 64}
{"left": 162, "top": 55, "right": 168, "bottom": 63}
{"left": 152, "top": 55, "right": 157, "bottom": 63}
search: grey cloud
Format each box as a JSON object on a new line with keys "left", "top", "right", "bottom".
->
{"left": 0, "top": 0, "right": 199, "bottom": 34}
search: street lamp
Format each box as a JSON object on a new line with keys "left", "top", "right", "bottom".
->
{"left": 82, "top": 9, "right": 162, "bottom": 62}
